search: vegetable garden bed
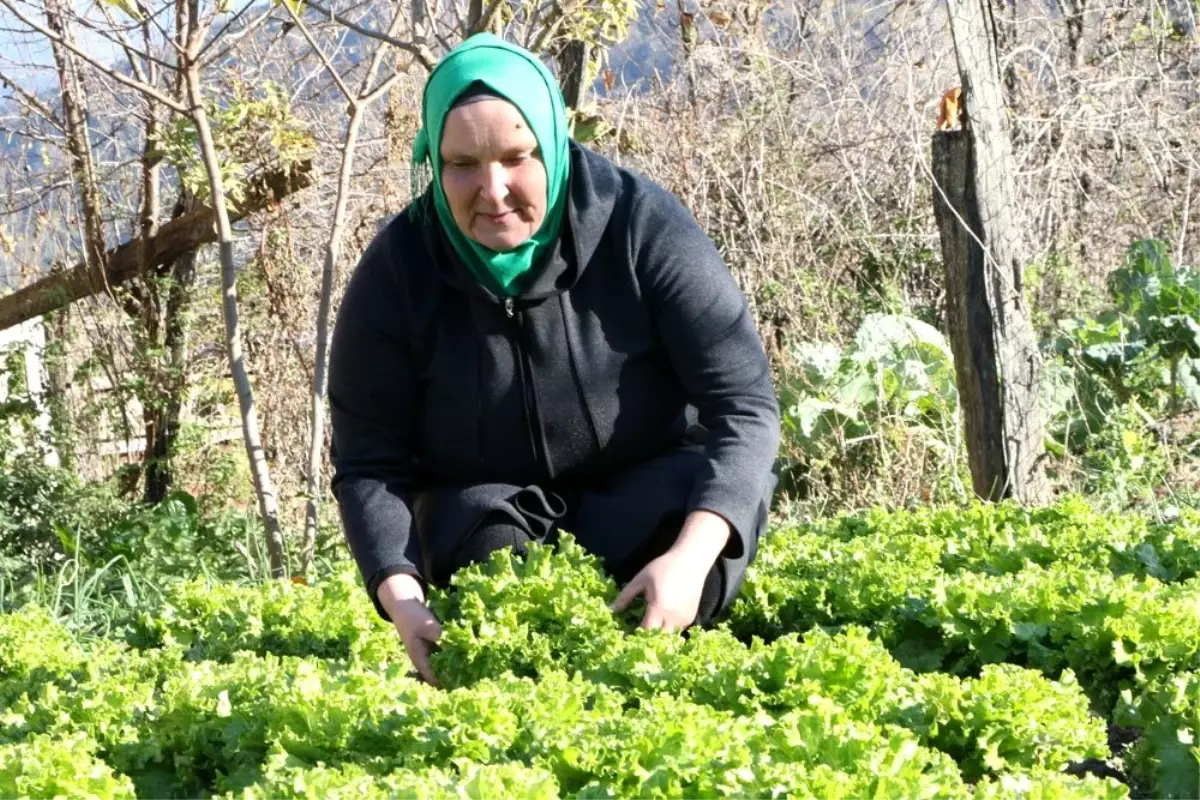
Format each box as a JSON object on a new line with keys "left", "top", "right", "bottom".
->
{"left": 1, "top": 497, "right": 1196, "bottom": 799}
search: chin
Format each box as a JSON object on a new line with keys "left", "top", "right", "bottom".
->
{"left": 474, "top": 229, "right": 532, "bottom": 251}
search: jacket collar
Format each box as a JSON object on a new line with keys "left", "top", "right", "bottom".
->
{"left": 421, "top": 141, "right": 620, "bottom": 307}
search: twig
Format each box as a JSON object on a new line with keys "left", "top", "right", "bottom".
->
{"left": 302, "top": 0, "right": 437, "bottom": 71}
{"left": 95, "top": 5, "right": 148, "bottom": 85}
{"left": 199, "top": 0, "right": 264, "bottom": 59}
{"left": 197, "top": 1, "right": 279, "bottom": 69}
{"left": 470, "top": 0, "right": 507, "bottom": 36}
{"left": 77, "top": 7, "right": 180, "bottom": 77}
{"left": 353, "top": 1, "right": 405, "bottom": 98}
{"left": 0, "top": 68, "right": 62, "bottom": 129}
{"left": 360, "top": 70, "right": 402, "bottom": 106}
{"left": 283, "top": 1, "right": 354, "bottom": 104}
{"left": 1178, "top": 165, "right": 1193, "bottom": 267}
{"left": 0, "top": 0, "right": 187, "bottom": 113}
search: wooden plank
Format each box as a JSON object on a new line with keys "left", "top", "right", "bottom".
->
{"left": 0, "top": 160, "right": 313, "bottom": 332}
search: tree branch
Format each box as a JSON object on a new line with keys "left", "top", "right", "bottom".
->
{"left": 302, "top": 0, "right": 437, "bottom": 71}
{"left": 76, "top": 7, "right": 181, "bottom": 77}
{"left": 138, "top": 0, "right": 181, "bottom": 57}
{"left": 94, "top": 3, "right": 150, "bottom": 84}
{"left": 0, "top": 68, "right": 63, "bottom": 129}
{"left": 201, "top": 0, "right": 259, "bottom": 50}
{"left": 0, "top": 161, "right": 313, "bottom": 331}
{"left": 530, "top": 0, "right": 586, "bottom": 53}
{"left": 354, "top": 2, "right": 405, "bottom": 100}
{"left": 470, "top": 0, "right": 507, "bottom": 35}
{"left": 0, "top": 0, "right": 188, "bottom": 113}
{"left": 360, "top": 70, "right": 402, "bottom": 105}
{"left": 283, "top": 1, "right": 354, "bottom": 103}
{"left": 197, "top": 0, "right": 277, "bottom": 68}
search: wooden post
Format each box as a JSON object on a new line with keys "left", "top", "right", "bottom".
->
{"left": 559, "top": 40, "right": 590, "bottom": 110}
{"left": 932, "top": 0, "right": 1050, "bottom": 504}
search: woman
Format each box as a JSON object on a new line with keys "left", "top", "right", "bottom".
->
{"left": 328, "top": 33, "right": 780, "bottom": 686}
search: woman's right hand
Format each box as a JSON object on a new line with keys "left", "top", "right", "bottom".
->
{"left": 376, "top": 572, "right": 443, "bottom": 687}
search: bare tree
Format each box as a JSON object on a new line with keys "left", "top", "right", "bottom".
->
{"left": 181, "top": 0, "right": 288, "bottom": 575}
{"left": 285, "top": 1, "right": 408, "bottom": 575}
{"left": 0, "top": 0, "right": 293, "bottom": 575}
{"left": 42, "top": 0, "right": 107, "bottom": 284}
{"left": 4, "top": 0, "right": 1197, "bottom": 525}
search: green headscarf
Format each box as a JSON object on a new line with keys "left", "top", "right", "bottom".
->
{"left": 411, "top": 34, "right": 571, "bottom": 297}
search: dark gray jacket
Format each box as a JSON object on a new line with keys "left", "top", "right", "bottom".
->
{"left": 328, "top": 141, "right": 780, "bottom": 613}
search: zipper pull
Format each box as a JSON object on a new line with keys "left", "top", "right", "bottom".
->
{"left": 504, "top": 297, "right": 514, "bottom": 318}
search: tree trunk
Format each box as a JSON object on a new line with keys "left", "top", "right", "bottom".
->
{"left": 42, "top": 0, "right": 101, "bottom": 475}
{"left": 299, "top": 5, "right": 411, "bottom": 574}
{"left": 0, "top": 162, "right": 312, "bottom": 332}
{"left": 300, "top": 108, "right": 365, "bottom": 575}
{"left": 137, "top": 74, "right": 169, "bottom": 503}
{"left": 144, "top": 195, "right": 199, "bottom": 505}
{"left": 44, "top": 0, "right": 107, "bottom": 281}
{"left": 935, "top": 0, "right": 1050, "bottom": 505}
{"left": 559, "top": 40, "right": 590, "bottom": 110}
{"left": 41, "top": 308, "right": 74, "bottom": 469}
{"left": 184, "top": 45, "right": 287, "bottom": 577}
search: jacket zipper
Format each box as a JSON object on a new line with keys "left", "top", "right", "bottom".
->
{"left": 506, "top": 297, "right": 546, "bottom": 473}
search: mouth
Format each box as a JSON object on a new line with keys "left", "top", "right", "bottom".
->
{"left": 478, "top": 210, "right": 515, "bottom": 225}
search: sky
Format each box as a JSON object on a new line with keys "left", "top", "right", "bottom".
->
{"left": 0, "top": 0, "right": 147, "bottom": 92}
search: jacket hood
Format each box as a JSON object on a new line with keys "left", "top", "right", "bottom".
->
{"left": 422, "top": 140, "right": 621, "bottom": 305}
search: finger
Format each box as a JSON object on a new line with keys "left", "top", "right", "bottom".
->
{"left": 417, "top": 615, "right": 443, "bottom": 642}
{"left": 407, "top": 636, "right": 440, "bottom": 688}
{"left": 610, "top": 573, "right": 646, "bottom": 613}
{"left": 640, "top": 608, "right": 665, "bottom": 631}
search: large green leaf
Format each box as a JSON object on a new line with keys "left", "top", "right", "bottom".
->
{"left": 791, "top": 341, "right": 843, "bottom": 391}
{"left": 854, "top": 313, "right": 952, "bottom": 363}
{"left": 1109, "top": 238, "right": 1173, "bottom": 315}
{"left": 789, "top": 397, "right": 859, "bottom": 440}
{"left": 1149, "top": 314, "right": 1200, "bottom": 361}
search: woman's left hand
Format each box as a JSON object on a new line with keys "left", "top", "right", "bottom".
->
{"left": 610, "top": 510, "right": 731, "bottom": 633}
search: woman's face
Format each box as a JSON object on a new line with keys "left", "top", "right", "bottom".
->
{"left": 439, "top": 98, "right": 547, "bottom": 251}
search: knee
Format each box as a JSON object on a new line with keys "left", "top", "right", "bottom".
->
{"left": 451, "top": 514, "right": 533, "bottom": 574}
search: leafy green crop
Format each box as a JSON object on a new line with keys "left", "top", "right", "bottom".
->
{"left": 4, "top": 499, "right": 1192, "bottom": 799}
{"left": 0, "top": 732, "right": 135, "bottom": 800}
{"left": 729, "top": 498, "right": 1200, "bottom": 715}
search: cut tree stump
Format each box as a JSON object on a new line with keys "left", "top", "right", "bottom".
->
{"left": 0, "top": 160, "right": 313, "bottom": 333}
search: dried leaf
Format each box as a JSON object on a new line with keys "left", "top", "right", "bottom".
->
{"left": 680, "top": 11, "right": 697, "bottom": 43}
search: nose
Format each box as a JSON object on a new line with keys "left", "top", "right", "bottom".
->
{"left": 477, "top": 162, "right": 508, "bottom": 207}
